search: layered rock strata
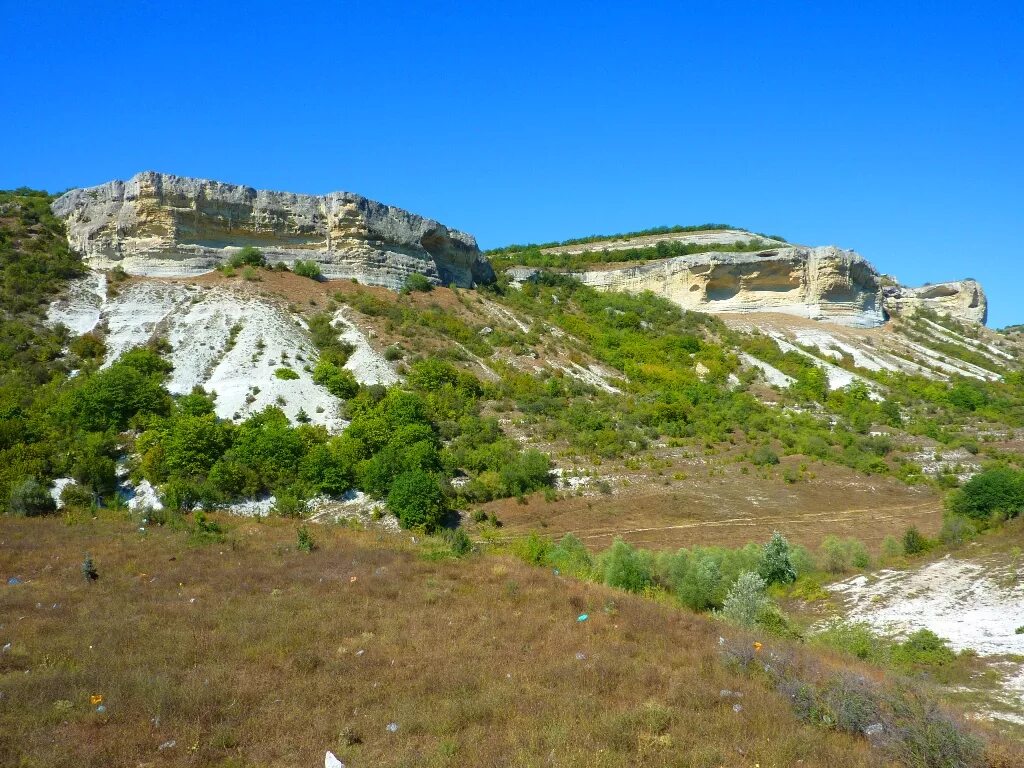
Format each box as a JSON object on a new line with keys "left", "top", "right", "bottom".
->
{"left": 565, "top": 246, "right": 887, "bottom": 327}
{"left": 51, "top": 172, "right": 495, "bottom": 288}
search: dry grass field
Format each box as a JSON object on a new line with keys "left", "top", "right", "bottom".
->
{"left": 485, "top": 456, "right": 943, "bottom": 553}
{"left": 0, "top": 512, "right": 947, "bottom": 768}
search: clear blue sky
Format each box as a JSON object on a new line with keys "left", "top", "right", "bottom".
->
{"left": 3, "top": 1, "right": 1022, "bottom": 325}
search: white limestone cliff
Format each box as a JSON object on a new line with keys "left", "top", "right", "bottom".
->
{"left": 51, "top": 172, "right": 495, "bottom": 289}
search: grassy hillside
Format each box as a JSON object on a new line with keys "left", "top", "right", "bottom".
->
{"left": 3, "top": 512, "right": 1018, "bottom": 768}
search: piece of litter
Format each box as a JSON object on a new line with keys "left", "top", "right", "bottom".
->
{"left": 386, "top": 722, "right": 399, "bottom": 733}
{"left": 96, "top": 704, "right": 107, "bottom": 713}
{"left": 158, "top": 740, "right": 176, "bottom": 750}
{"left": 732, "top": 703, "right": 742, "bottom": 713}
{"left": 355, "top": 649, "right": 365, "bottom": 656}
{"left": 575, "top": 651, "right": 586, "bottom": 660}
{"left": 349, "top": 576, "right": 358, "bottom": 583}
{"left": 90, "top": 694, "right": 103, "bottom": 706}
{"left": 189, "top": 598, "right": 196, "bottom": 604}
{"left": 2, "top": 643, "right": 11, "bottom": 652}
{"left": 7, "top": 577, "right": 22, "bottom": 586}
{"left": 325, "top": 751, "right": 345, "bottom": 768}
{"left": 553, "top": 568, "right": 560, "bottom": 576}
{"left": 577, "top": 613, "right": 588, "bottom": 622}
{"left": 863, "top": 723, "right": 883, "bottom": 737}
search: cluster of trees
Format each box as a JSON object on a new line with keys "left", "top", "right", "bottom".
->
{"left": 517, "top": 531, "right": 807, "bottom": 631}
{"left": 125, "top": 356, "right": 552, "bottom": 530}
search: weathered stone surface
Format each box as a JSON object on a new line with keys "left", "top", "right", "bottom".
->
{"left": 566, "top": 246, "right": 886, "bottom": 327}
{"left": 51, "top": 172, "right": 495, "bottom": 289}
{"left": 882, "top": 280, "right": 988, "bottom": 325}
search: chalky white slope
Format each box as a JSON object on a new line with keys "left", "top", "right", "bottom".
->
{"left": 49, "top": 275, "right": 399, "bottom": 432}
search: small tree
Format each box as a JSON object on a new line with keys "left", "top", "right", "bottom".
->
{"left": 82, "top": 553, "right": 98, "bottom": 582}
{"left": 8, "top": 479, "right": 56, "bottom": 517}
{"left": 387, "top": 469, "right": 446, "bottom": 531}
{"left": 759, "top": 531, "right": 797, "bottom": 585}
{"left": 903, "top": 526, "right": 928, "bottom": 555}
{"left": 820, "top": 535, "right": 850, "bottom": 574}
{"left": 297, "top": 525, "right": 315, "bottom": 553}
{"left": 602, "top": 538, "right": 653, "bottom": 593}
{"left": 721, "top": 571, "right": 769, "bottom": 627}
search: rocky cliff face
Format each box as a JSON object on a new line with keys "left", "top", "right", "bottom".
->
{"left": 565, "top": 246, "right": 887, "bottom": 327}
{"left": 506, "top": 236, "right": 987, "bottom": 328}
{"left": 882, "top": 280, "right": 988, "bottom": 325}
{"left": 51, "top": 172, "right": 495, "bottom": 289}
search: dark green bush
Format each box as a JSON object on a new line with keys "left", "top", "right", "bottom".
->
{"left": 293, "top": 260, "right": 322, "bottom": 280}
{"left": 402, "top": 272, "right": 434, "bottom": 293}
{"left": 387, "top": 469, "right": 446, "bottom": 530}
{"left": 7, "top": 478, "right": 55, "bottom": 517}
{"left": 946, "top": 467, "right": 1024, "bottom": 520}
{"left": 228, "top": 246, "right": 266, "bottom": 268}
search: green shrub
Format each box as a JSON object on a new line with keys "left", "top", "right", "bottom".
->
{"left": 511, "top": 532, "right": 553, "bottom": 565}
{"left": 387, "top": 469, "right": 446, "bottom": 530}
{"left": 902, "top": 525, "right": 929, "bottom": 555}
{"left": 759, "top": 531, "right": 796, "bottom": 585}
{"left": 81, "top": 553, "right": 98, "bottom": 582}
{"left": 812, "top": 621, "right": 887, "bottom": 663}
{"left": 297, "top": 525, "right": 315, "bottom": 553}
{"left": 751, "top": 445, "right": 780, "bottom": 467}
{"left": 601, "top": 539, "right": 653, "bottom": 593}
{"left": 677, "top": 554, "right": 722, "bottom": 611}
{"left": 939, "top": 515, "right": 976, "bottom": 546}
{"left": 820, "top": 535, "right": 851, "bottom": 574}
{"left": 891, "top": 629, "right": 957, "bottom": 668}
{"left": 440, "top": 527, "right": 472, "bottom": 557}
{"left": 402, "top": 272, "right": 434, "bottom": 293}
{"left": 882, "top": 535, "right": 904, "bottom": 560}
{"left": 228, "top": 246, "right": 266, "bottom": 268}
{"left": 312, "top": 360, "right": 359, "bottom": 399}
{"left": 293, "top": 260, "right": 322, "bottom": 280}
{"left": 274, "top": 367, "right": 300, "bottom": 380}
{"left": 720, "top": 570, "right": 769, "bottom": 626}
{"left": 272, "top": 492, "right": 305, "bottom": 518}
{"left": 60, "top": 483, "right": 94, "bottom": 509}
{"left": 241, "top": 266, "right": 259, "bottom": 281}
{"left": 947, "top": 467, "right": 1024, "bottom": 520}
{"left": 7, "top": 478, "right": 56, "bottom": 517}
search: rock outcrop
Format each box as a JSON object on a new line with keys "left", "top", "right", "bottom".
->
{"left": 507, "top": 234, "right": 988, "bottom": 328}
{"left": 882, "top": 280, "right": 988, "bottom": 325}
{"left": 565, "top": 246, "right": 886, "bottom": 327}
{"left": 51, "top": 172, "right": 495, "bottom": 289}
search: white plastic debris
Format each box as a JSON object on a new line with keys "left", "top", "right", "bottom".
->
{"left": 325, "top": 751, "right": 345, "bottom": 768}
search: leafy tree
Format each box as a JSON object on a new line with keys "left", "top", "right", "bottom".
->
{"left": 759, "top": 531, "right": 797, "bottom": 585}
{"left": 387, "top": 469, "right": 445, "bottom": 530}
{"left": 601, "top": 538, "right": 653, "bottom": 593}
{"left": 902, "top": 526, "right": 928, "bottom": 555}
{"left": 947, "top": 467, "right": 1024, "bottom": 520}
{"left": 677, "top": 554, "right": 722, "bottom": 611}
{"left": 7, "top": 478, "right": 55, "bottom": 516}
{"left": 721, "top": 571, "right": 769, "bottom": 627}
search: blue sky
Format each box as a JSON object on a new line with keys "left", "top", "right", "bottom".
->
{"left": 3, "top": 1, "right": 1022, "bottom": 325}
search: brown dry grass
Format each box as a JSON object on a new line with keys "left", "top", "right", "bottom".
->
{"left": 485, "top": 456, "right": 943, "bottom": 554}
{"left": 0, "top": 513, "right": 899, "bottom": 768}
